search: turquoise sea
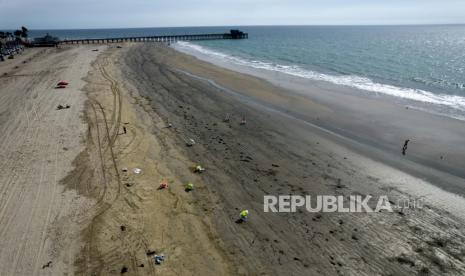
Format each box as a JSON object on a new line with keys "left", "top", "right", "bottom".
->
{"left": 30, "top": 25, "right": 465, "bottom": 119}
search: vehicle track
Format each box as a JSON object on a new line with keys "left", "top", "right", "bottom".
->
{"left": 0, "top": 68, "right": 63, "bottom": 268}
{"left": 78, "top": 57, "right": 155, "bottom": 275}
{"left": 99, "top": 58, "right": 123, "bottom": 147}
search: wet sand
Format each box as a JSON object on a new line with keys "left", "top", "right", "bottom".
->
{"left": 175, "top": 44, "right": 465, "bottom": 195}
{"left": 1, "top": 43, "right": 465, "bottom": 275}
{"left": 117, "top": 43, "right": 465, "bottom": 275}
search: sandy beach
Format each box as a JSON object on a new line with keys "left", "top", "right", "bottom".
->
{"left": 1, "top": 43, "right": 465, "bottom": 275}
{"left": 0, "top": 46, "right": 102, "bottom": 275}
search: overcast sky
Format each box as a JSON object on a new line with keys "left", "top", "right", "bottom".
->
{"left": 1, "top": 0, "right": 465, "bottom": 29}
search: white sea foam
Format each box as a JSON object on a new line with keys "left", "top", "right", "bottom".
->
{"left": 174, "top": 41, "right": 465, "bottom": 116}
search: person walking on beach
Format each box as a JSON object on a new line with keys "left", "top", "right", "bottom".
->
{"left": 402, "top": 139, "right": 410, "bottom": 155}
{"left": 123, "top": 126, "right": 127, "bottom": 134}
{"left": 239, "top": 210, "right": 249, "bottom": 223}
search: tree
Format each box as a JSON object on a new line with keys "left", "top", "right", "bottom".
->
{"left": 21, "top": 26, "right": 28, "bottom": 39}
{"left": 14, "top": 30, "right": 22, "bottom": 38}
{"left": 13, "top": 29, "right": 25, "bottom": 43}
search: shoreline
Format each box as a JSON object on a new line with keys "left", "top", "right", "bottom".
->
{"left": 173, "top": 38, "right": 465, "bottom": 122}
{"left": 173, "top": 42, "right": 465, "bottom": 194}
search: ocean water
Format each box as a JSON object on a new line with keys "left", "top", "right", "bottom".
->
{"left": 30, "top": 25, "right": 465, "bottom": 120}
{"left": 174, "top": 25, "right": 465, "bottom": 120}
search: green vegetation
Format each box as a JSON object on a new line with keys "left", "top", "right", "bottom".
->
{"left": 0, "top": 26, "right": 27, "bottom": 57}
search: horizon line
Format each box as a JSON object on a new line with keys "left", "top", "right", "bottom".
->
{"left": 5, "top": 23, "right": 465, "bottom": 31}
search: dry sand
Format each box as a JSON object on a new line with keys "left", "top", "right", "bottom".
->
{"left": 73, "top": 46, "right": 231, "bottom": 275}
{"left": 0, "top": 45, "right": 102, "bottom": 275}
{"left": 1, "top": 43, "right": 465, "bottom": 276}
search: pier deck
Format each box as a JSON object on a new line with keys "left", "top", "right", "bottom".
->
{"left": 59, "top": 30, "right": 248, "bottom": 45}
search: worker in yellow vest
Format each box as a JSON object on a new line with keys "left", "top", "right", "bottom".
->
{"left": 185, "top": 182, "right": 194, "bottom": 192}
{"left": 240, "top": 210, "right": 249, "bottom": 223}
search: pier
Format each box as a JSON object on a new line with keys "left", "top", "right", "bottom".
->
{"left": 59, "top": 29, "right": 247, "bottom": 45}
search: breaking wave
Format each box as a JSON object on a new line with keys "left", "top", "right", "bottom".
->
{"left": 174, "top": 41, "right": 465, "bottom": 118}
